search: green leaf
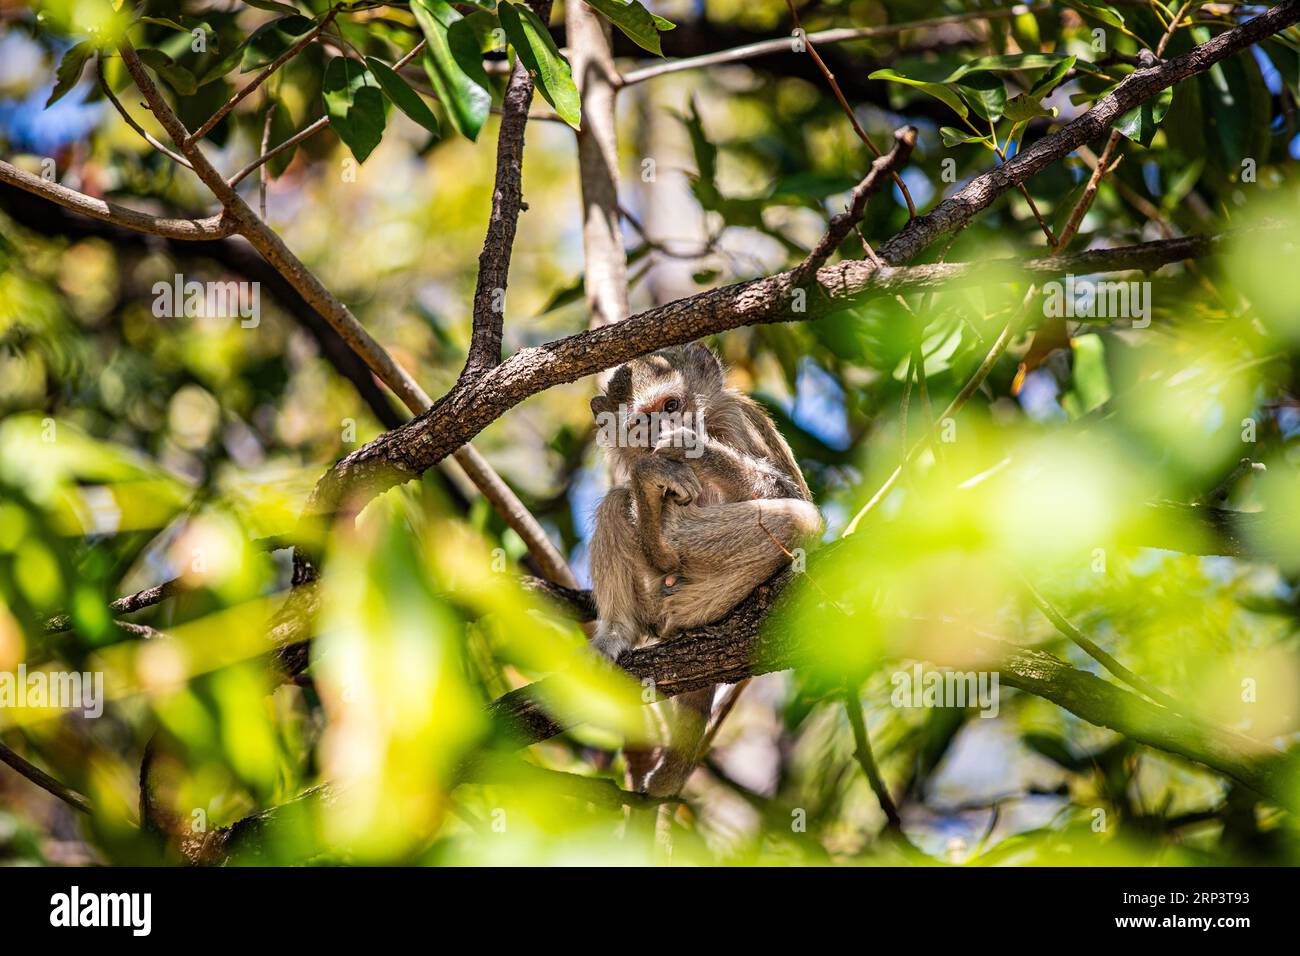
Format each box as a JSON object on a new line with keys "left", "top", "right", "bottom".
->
{"left": 1003, "top": 92, "right": 1056, "bottom": 123}
{"left": 241, "top": 0, "right": 302, "bottom": 13}
{"left": 1160, "top": 158, "right": 1203, "bottom": 213}
{"left": 1063, "top": 0, "right": 1125, "bottom": 31}
{"left": 365, "top": 56, "right": 441, "bottom": 137}
{"left": 411, "top": 0, "right": 491, "bottom": 141}
{"left": 322, "top": 56, "right": 387, "bottom": 163}
{"left": 241, "top": 15, "right": 314, "bottom": 73}
{"left": 584, "top": 0, "right": 672, "bottom": 56}
{"left": 940, "top": 126, "right": 993, "bottom": 147}
{"left": 141, "top": 16, "right": 188, "bottom": 32}
{"left": 498, "top": 1, "right": 581, "bottom": 129}
{"left": 955, "top": 72, "right": 1006, "bottom": 122}
{"left": 1065, "top": 333, "right": 1111, "bottom": 417}
{"left": 46, "top": 41, "right": 92, "bottom": 108}
{"left": 1028, "top": 55, "right": 1077, "bottom": 98}
{"left": 869, "top": 68, "right": 968, "bottom": 119}
{"left": 946, "top": 52, "right": 1073, "bottom": 81}
{"left": 1114, "top": 85, "right": 1172, "bottom": 147}
{"left": 136, "top": 48, "right": 197, "bottom": 96}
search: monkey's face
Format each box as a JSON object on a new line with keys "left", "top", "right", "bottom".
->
{"left": 591, "top": 344, "right": 724, "bottom": 464}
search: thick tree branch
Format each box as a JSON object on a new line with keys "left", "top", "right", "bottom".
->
{"left": 488, "top": 562, "right": 1298, "bottom": 808}
{"left": 305, "top": 230, "right": 1229, "bottom": 517}
{"left": 877, "top": 1, "right": 1300, "bottom": 265}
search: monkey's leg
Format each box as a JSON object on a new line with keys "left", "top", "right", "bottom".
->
{"left": 639, "top": 498, "right": 820, "bottom": 801}
{"left": 658, "top": 498, "right": 822, "bottom": 633}
{"left": 588, "top": 487, "right": 653, "bottom": 660}
{"left": 641, "top": 686, "right": 716, "bottom": 800}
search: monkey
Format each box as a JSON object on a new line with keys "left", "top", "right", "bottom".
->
{"left": 587, "top": 343, "right": 822, "bottom": 797}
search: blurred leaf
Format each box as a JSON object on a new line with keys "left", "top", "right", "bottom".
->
{"left": 1063, "top": 332, "right": 1112, "bottom": 417}
{"left": 240, "top": 15, "right": 314, "bottom": 73}
{"left": 241, "top": 0, "right": 302, "bottom": 13}
{"left": 1063, "top": 0, "right": 1126, "bottom": 30}
{"left": 46, "top": 41, "right": 92, "bottom": 108}
{"left": 136, "top": 48, "right": 197, "bottom": 96}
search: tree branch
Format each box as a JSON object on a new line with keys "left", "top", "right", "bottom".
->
{"left": 185, "top": 6, "right": 339, "bottom": 147}
{"left": 488, "top": 561, "right": 1298, "bottom": 809}
{"left": 567, "top": 0, "right": 629, "bottom": 332}
{"left": 795, "top": 125, "right": 916, "bottom": 281}
{"left": 619, "top": 3, "right": 1051, "bottom": 86}
{"left": 0, "top": 159, "right": 232, "bottom": 239}
{"left": 877, "top": 1, "right": 1300, "bottom": 265}
{"left": 115, "top": 34, "right": 576, "bottom": 588}
{"left": 462, "top": 0, "right": 551, "bottom": 380}
{"left": 305, "top": 230, "right": 1230, "bottom": 518}
{"left": 0, "top": 740, "right": 91, "bottom": 814}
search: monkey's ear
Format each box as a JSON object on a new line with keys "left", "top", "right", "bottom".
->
{"left": 590, "top": 394, "right": 614, "bottom": 421}
{"left": 606, "top": 364, "right": 632, "bottom": 404}
{"left": 684, "top": 342, "right": 724, "bottom": 390}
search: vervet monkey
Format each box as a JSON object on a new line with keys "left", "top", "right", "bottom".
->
{"left": 588, "top": 344, "right": 821, "bottom": 796}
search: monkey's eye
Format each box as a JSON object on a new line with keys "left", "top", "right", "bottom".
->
{"left": 663, "top": 398, "right": 682, "bottom": 414}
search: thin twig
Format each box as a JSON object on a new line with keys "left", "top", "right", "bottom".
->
{"left": 842, "top": 686, "right": 904, "bottom": 831}
{"left": 259, "top": 100, "right": 274, "bottom": 220}
{"left": 1023, "top": 578, "right": 1191, "bottom": 715}
{"left": 0, "top": 741, "right": 92, "bottom": 814}
{"left": 186, "top": 6, "right": 339, "bottom": 146}
{"left": 783, "top": 0, "right": 916, "bottom": 218}
{"left": 96, "top": 54, "right": 192, "bottom": 169}
{"left": 620, "top": 4, "right": 1052, "bottom": 86}
{"left": 794, "top": 126, "right": 917, "bottom": 282}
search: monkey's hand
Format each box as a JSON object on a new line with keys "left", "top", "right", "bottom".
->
{"left": 634, "top": 454, "right": 700, "bottom": 506}
{"left": 653, "top": 424, "right": 704, "bottom": 462}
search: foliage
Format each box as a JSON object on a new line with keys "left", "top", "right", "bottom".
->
{"left": 0, "top": 0, "right": 1299, "bottom": 867}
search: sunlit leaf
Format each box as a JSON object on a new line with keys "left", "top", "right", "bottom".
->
{"left": 411, "top": 0, "right": 491, "bottom": 140}
{"left": 498, "top": 1, "right": 581, "bottom": 128}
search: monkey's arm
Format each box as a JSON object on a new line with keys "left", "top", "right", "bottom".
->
{"left": 660, "top": 433, "right": 803, "bottom": 501}
{"left": 631, "top": 456, "right": 700, "bottom": 573}
{"left": 589, "top": 487, "right": 650, "bottom": 659}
